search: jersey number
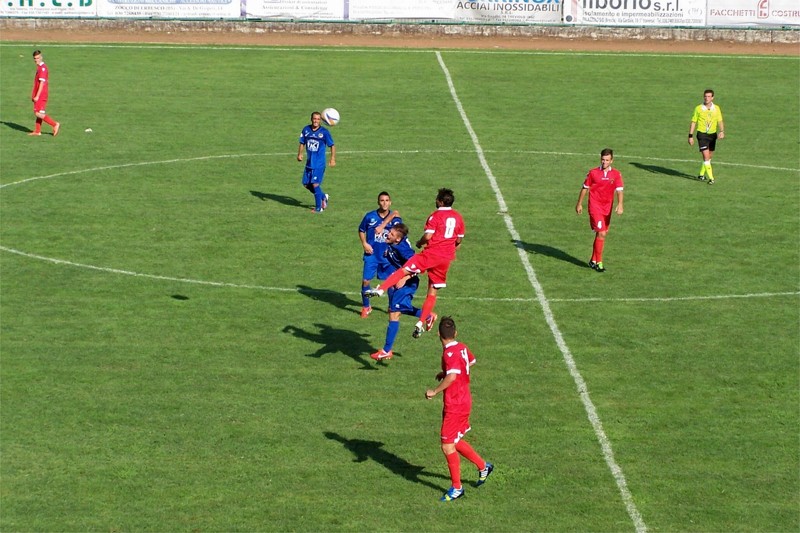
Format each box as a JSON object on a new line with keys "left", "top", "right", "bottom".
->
{"left": 444, "top": 217, "right": 457, "bottom": 239}
{"left": 460, "top": 348, "right": 471, "bottom": 375}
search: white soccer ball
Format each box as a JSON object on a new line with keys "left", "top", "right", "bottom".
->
{"left": 322, "top": 108, "right": 340, "bottom": 126}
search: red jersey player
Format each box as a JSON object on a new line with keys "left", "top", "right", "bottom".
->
{"left": 575, "top": 148, "right": 624, "bottom": 272}
{"left": 425, "top": 316, "right": 493, "bottom": 502}
{"left": 365, "top": 188, "right": 464, "bottom": 339}
{"left": 29, "top": 50, "right": 60, "bottom": 137}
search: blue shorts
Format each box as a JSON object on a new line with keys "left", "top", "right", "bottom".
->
{"left": 388, "top": 281, "right": 419, "bottom": 315}
{"left": 362, "top": 254, "right": 380, "bottom": 281}
{"left": 363, "top": 254, "right": 393, "bottom": 282}
{"left": 302, "top": 166, "right": 325, "bottom": 186}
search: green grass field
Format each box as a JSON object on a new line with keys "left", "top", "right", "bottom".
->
{"left": 1, "top": 42, "right": 798, "bottom": 532}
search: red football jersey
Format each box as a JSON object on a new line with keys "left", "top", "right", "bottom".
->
{"left": 422, "top": 207, "right": 465, "bottom": 260}
{"left": 32, "top": 62, "right": 49, "bottom": 101}
{"left": 441, "top": 340, "right": 475, "bottom": 415}
{"left": 583, "top": 167, "right": 623, "bottom": 216}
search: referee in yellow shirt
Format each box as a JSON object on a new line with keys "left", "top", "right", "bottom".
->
{"left": 688, "top": 89, "right": 725, "bottom": 184}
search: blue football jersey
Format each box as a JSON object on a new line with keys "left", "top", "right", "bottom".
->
{"left": 299, "top": 126, "right": 334, "bottom": 169}
{"left": 386, "top": 237, "right": 419, "bottom": 290}
{"left": 386, "top": 237, "right": 415, "bottom": 270}
{"left": 359, "top": 211, "right": 403, "bottom": 258}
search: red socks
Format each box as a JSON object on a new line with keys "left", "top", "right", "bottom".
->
{"left": 445, "top": 451, "right": 461, "bottom": 489}
{"left": 592, "top": 235, "right": 605, "bottom": 263}
{"left": 378, "top": 267, "right": 407, "bottom": 292}
{"left": 420, "top": 293, "right": 437, "bottom": 323}
{"left": 456, "top": 440, "right": 486, "bottom": 470}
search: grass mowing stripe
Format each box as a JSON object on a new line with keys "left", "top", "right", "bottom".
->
{"left": 435, "top": 51, "right": 649, "bottom": 533}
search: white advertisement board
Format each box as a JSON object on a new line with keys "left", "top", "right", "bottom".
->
{"left": 347, "top": 0, "right": 452, "bottom": 19}
{"left": 563, "top": 0, "right": 706, "bottom": 26}
{"left": 245, "top": 0, "right": 342, "bottom": 19}
{"left": 96, "top": 0, "right": 241, "bottom": 19}
{"left": 455, "top": 0, "right": 562, "bottom": 24}
{"left": 1, "top": 0, "right": 96, "bottom": 18}
{"left": 706, "top": 0, "right": 800, "bottom": 26}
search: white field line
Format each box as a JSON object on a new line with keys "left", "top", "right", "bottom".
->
{"left": 2, "top": 152, "right": 797, "bottom": 307}
{"left": 1, "top": 245, "right": 796, "bottom": 305}
{"left": 0, "top": 42, "right": 796, "bottom": 60}
{"left": 0, "top": 246, "right": 298, "bottom": 292}
{"left": 2, "top": 149, "right": 795, "bottom": 190}
{"left": 436, "top": 50, "right": 648, "bottom": 533}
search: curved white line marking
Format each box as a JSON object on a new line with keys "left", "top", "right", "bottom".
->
{"left": 5, "top": 245, "right": 794, "bottom": 304}
{"left": 2, "top": 150, "right": 796, "bottom": 189}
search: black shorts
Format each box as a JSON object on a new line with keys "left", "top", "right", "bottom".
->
{"left": 696, "top": 132, "right": 718, "bottom": 152}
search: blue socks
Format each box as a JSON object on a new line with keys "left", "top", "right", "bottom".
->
{"left": 384, "top": 320, "right": 400, "bottom": 352}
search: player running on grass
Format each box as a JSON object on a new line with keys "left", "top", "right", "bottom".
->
{"left": 29, "top": 50, "right": 60, "bottom": 137}
{"left": 575, "top": 148, "right": 624, "bottom": 273}
{"left": 365, "top": 188, "right": 464, "bottom": 339}
{"left": 297, "top": 111, "right": 335, "bottom": 213}
{"left": 425, "top": 316, "right": 493, "bottom": 502}
{"left": 370, "top": 223, "right": 422, "bottom": 361}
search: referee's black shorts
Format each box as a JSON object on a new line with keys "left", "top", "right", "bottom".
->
{"left": 696, "top": 132, "right": 718, "bottom": 152}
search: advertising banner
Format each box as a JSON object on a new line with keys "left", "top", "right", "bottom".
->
{"left": 455, "top": 0, "right": 562, "bottom": 24}
{"left": 95, "top": 0, "right": 241, "bottom": 19}
{"left": 1, "top": 0, "right": 96, "bottom": 18}
{"left": 347, "top": 0, "right": 453, "bottom": 20}
{"left": 707, "top": 0, "right": 800, "bottom": 26}
{"left": 563, "top": 0, "right": 706, "bottom": 26}
{"left": 245, "top": 0, "right": 341, "bottom": 19}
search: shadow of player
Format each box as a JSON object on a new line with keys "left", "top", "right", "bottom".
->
{"left": 515, "top": 240, "right": 590, "bottom": 269}
{"left": 282, "top": 323, "right": 376, "bottom": 370}
{"left": 250, "top": 190, "right": 309, "bottom": 209}
{"left": 629, "top": 161, "right": 697, "bottom": 181}
{"left": 324, "top": 431, "right": 450, "bottom": 491}
{"left": 296, "top": 284, "right": 363, "bottom": 316}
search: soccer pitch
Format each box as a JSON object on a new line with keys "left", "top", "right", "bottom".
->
{"left": 1, "top": 43, "right": 798, "bottom": 531}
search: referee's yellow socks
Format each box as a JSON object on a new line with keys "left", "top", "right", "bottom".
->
{"left": 704, "top": 160, "right": 714, "bottom": 181}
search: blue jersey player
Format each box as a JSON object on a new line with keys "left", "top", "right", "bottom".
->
{"left": 370, "top": 223, "right": 422, "bottom": 361}
{"left": 297, "top": 111, "right": 336, "bottom": 213}
{"left": 358, "top": 192, "right": 403, "bottom": 318}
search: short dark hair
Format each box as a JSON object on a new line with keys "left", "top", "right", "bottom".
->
{"left": 378, "top": 191, "right": 390, "bottom": 200}
{"left": 437, "top": 188, "right": 455, "bottom": 207}
{"left": 33, "top": 50, "right": 41, "bottom": 57}
{"left": 438, "top": 315, "right": 456, "bottom": 339}
{"left": 704, "top": 89, "right": 714, "bottom": 96}
{"left": 391, "top": 223, "right": 409, "bottom": 238}
{"left": 601, "top": 148, "right": 614, "bottom": 158}
{"left": 311, "top": 111, "right": 321, "bottom": 120}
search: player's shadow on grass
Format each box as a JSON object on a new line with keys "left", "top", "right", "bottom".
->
{"left": 282, "top": 323, "right": 376, "bottom": 370}
{"left": 297, "top": 284, "right": 362, "bottom": 316}
{"left": 1, "top": 121, "right": 33, "bottom": 133}
{"left": 324, "top": 431, "right": 450, "bottom": 491}
{"left": 250, "top": 190, "right": 309, "bottom": 209}
{"left": 629, "top": 162, "right": 696, "bottom": 180}
{"left": 515, "top": 240, "right": 590, "bottom": 269}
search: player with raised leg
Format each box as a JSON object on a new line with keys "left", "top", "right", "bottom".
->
{"left": 369, "top": 223, "right": 422, "bottom": 361}
{"left": 365, "top": 188, "right": 464, "bottom": 339}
